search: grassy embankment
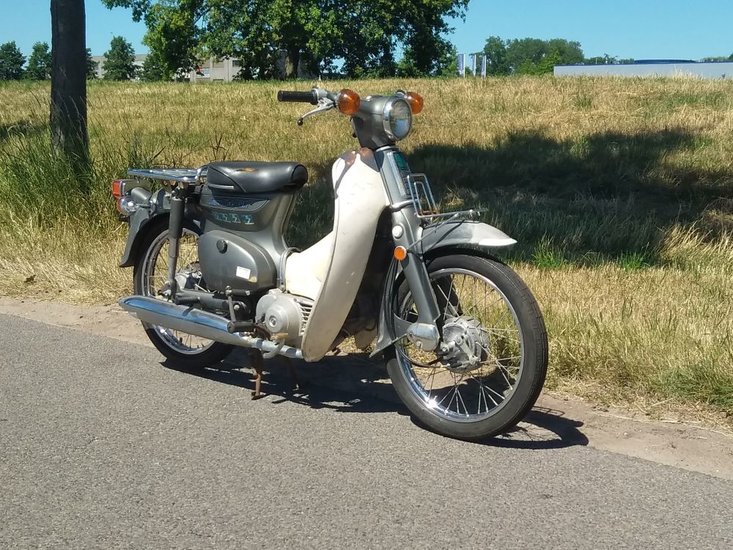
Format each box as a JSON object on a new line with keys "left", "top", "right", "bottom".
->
{"left": 0, "top": 77, "right": 731, "bottom": 419}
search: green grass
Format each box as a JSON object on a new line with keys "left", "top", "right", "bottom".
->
{"left": 0, "top": 76, "right": 731, "bottom": 421}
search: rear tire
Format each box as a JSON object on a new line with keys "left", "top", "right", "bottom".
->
{"left": 386, "top": 253, "right": 548, "bottom": 441}
{"left": 133, "top": 219, "right": 233, "bottom": 369}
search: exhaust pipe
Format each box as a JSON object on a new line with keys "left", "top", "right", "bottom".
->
{"left": 119, "top": 295, "right": 303, "bottom": 360}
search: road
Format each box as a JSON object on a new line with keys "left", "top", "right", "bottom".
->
{"left": 1, "top": 313, "right": 732, "bottom": 549}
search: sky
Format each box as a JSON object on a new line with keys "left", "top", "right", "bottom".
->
{"left": 2, "top": 0, "right": 733, "bottom": 61}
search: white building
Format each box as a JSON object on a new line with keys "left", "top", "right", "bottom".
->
{"left": 554, "top": 61, "right": 733, "bottom": 79}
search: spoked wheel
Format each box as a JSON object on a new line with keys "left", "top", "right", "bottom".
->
{"left": 133, "top": 220, "right": 233, "bottom": 368}
{"left": 386, "top": 253, "right": 548, "bottom": 441}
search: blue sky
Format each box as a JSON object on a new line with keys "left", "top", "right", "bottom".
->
{"left": 3, "top": 0, "right": 733, "bottom": 60}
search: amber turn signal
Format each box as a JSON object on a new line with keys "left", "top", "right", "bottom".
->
{"left": 394, "top": 246, "right": 408, "bottom": 261}
{"left": 405, "top": 91, "right": 424, "bottom": 114}
{"left": 337, "top": 88, "right": 361, "bottom": 115}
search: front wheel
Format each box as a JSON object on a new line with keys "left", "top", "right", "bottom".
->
{"left": 386, "top": 253, "right": 548, "bottom": 441}
{"left": 133, "top": 220, "right": 234, "bottom": 369}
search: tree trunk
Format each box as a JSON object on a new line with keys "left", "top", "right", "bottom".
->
{"left": 284, "top": 46, "right": 300, "bottom": 79}
{"left": 50, "top": 0, "right": 88, "bottom": 164}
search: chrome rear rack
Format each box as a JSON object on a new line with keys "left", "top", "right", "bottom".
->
{"left": 127, "top": 167, "right": 206, "bottom": 184}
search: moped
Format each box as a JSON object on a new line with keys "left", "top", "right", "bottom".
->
{"left": 113, "top": 87, "right": 548, "bottom": 440}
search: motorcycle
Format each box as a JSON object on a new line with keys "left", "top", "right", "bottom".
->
{"left": 113, "top": 87, "right": 548, "bottom": 441}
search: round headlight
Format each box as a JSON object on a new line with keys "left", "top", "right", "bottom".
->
{"left": 383, "top": 98, "right": 413, "bottom": 141}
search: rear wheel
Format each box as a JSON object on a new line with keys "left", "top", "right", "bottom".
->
{"left": 386, "top": 254, "right": 548, "bottom": 441}
{"left": 133, "top": 220, "right": 233, "bottom": 368}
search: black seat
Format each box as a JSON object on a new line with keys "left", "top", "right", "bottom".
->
{"left": 206, "top": 161, "right": 308, "bottom": 194}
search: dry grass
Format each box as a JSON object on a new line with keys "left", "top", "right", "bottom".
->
{"left": 0, "top": 76, "right": 731, "bottom": 418}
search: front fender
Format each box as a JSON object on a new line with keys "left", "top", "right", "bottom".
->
{"left": 420, "top": 219, "right": 516, "bottom": 254}
{"left": 370, "top": 220, "right": 516, "bottom": 357}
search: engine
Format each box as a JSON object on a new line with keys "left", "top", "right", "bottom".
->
{"left": 255, "top": 290, "right": 313, "bottom": 346}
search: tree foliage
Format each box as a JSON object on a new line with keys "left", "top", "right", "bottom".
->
{"left": 478, "top": 36, "right": 585, "bottom": 75}
{"left": 482, "top": 36, "right": 509, "bottom": 75}
{"left": 26, "top": 42, "right": 52, "bottom": 80}
{"left": 86, "top": 48, "right": 99, "bottom": 79}
{"left": 102, "top": 0, "right": 468, "bottom": 79}
{"left": 103, "top": 36, "right": 137, "bottom": 80}
{"left": 0, "top": 41, "right": 26, "bottom": 80}
{"left": 140, "top": 48, "right": 169, "bottom": 80}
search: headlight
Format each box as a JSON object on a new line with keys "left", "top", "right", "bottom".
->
{"left": 383, "top": 98, "right": 413, "bottom": 141}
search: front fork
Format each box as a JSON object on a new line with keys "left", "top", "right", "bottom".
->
{"left": 390, "top": 208, "right": 442, "bottom": 351}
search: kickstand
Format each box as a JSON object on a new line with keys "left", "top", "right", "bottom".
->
{"left": 250, "top": 349, "right": 265, "bottom": 400}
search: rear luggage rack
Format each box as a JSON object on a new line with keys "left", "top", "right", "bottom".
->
{"left": 127, "top": 167, "right": 207, "bottom": 185}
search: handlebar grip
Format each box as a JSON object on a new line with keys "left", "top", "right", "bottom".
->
{"left": 277, "top": 90, "right": 318, "bottom": 105}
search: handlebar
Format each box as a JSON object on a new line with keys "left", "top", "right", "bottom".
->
{"left": 277, "top": 90, "right": 318, "bottom": 105}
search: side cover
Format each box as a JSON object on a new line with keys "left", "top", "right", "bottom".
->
{"left": 285, "top": 149, "right": 390, "bottom": 361}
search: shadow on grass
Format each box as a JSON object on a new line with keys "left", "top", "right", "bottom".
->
{"left": 162, "top": 351, "right": 588, "bottom": 450}
{"left": 407, "top": 129, "right": 732, "bottom": 267}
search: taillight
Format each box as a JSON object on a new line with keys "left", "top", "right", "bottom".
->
{"left": 112, "top": 179, "right": 124, "bottom": 200}
{"left": 111, "top": 179, "right": 138, "bottom": 217}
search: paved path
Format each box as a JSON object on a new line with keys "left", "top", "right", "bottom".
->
{"left": 1, "top": 314, "right": 732, "bottom": 549}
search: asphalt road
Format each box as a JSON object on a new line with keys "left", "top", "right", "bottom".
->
{"left": 1, "top": 313, "right": 732, "bottom": 549}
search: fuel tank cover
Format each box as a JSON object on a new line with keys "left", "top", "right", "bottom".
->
{"left": 217, "top": 239, "right": 228, "bottom": 253}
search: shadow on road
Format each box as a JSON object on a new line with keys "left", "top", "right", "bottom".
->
{"left": 162, "top": 351, "right": 588, "bottom": 450}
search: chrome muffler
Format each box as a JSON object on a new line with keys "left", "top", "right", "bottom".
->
{"left": 119, "top": 295, "right": 303, "bottom": 359}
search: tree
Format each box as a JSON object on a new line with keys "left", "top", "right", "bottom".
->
{"left": 0, "top": 41, "right": 26, "bottom": 80}
{"left": 50, "top": 0, "right": 88, "bottom": 165}
{"left": 585, "top": 54, "right": 618, "bottom": 65}
{"left": 103, "top": 36, "right": 137, "bottom": 80}
{"left": 482, "top": 36, "right": 509, "bottom": 75}
{"left": 26, "top": 42, "right": 52, "bottom": 80}
{"left": 140, "top": 49, "right": 168, "bottom": 80}
{"left": 86, "top": 48, "right": 99, "bottom": 79}
{"left": 505, "top": 37, "right": 584, "bottom": 74}
{"left": 102, "top": 0, "right": 469, "bottom": 79}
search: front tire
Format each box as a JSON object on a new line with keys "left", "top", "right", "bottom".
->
{"left": 133, "top": 220, "right": 233, "bottom": 369}
{"left": 386, "top": 253, "right": 548, "bottom": 441}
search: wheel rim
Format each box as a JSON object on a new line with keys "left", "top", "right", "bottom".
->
{"left": 395, "top": 267, "right": 525, "bottom": 423}
{"left": 141, "top": 229, "right": 217, "bottom": 355}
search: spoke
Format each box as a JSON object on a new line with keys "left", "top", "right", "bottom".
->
{"left": 484, "top": 383, "right": 506, "bottom": 401}
{"left": 455, "top": 383, "right": 469, "bottom": 417}
{"left": 469, "top": 371, "right": 498, "bottom": 409}
{"left": 494, "top": 361, "right": 514, "bottom": 388}
{"left": 435, "top": 281, "right": 459, "bottom": 319}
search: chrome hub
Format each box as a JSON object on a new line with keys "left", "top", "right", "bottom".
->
{"left": 440, "top": 316, "right": 490, "bottom": 373}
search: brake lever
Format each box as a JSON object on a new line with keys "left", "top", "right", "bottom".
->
{"left": 297, "top": 99, "right": 335, "bottom": 126}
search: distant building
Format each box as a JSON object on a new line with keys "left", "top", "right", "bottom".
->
{"left": 90, "top": 52, "right": 311, "bottom": 81}
{"left": 189, "top": 58, "right": 241, "bottom": 82}
{"left": 91, "top": 54, "right": 147, "bottom": 79}
{"left": 554, "top": 61, "right": 733, "bottom": 79}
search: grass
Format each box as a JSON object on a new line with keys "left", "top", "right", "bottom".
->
{"left": 0, "top": 76, "right": 731, "bottom": 421}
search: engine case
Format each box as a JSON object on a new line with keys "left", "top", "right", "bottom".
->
{"left": 256, "top": 290, "right": 313, "bottom": 346}
{"left": 197, "top": 230, "right": 276, "bottom": 294}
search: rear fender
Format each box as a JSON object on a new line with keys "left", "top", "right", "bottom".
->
{"left": 119, "top": 208, "right": 167, "bottom": 268}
